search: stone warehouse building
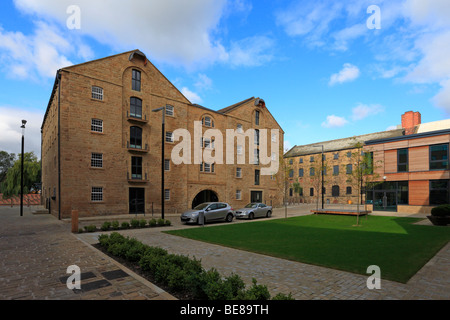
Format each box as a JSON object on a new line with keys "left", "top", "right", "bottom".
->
{"left": 41, "top": 50, "right": 284, "bottom": 219}
{"left": 284, "top": 111, "right": 450, "bottom": 213}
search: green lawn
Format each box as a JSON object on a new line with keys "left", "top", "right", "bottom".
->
{"left": 165, "top": 215, "right": 450, "bottom": 283}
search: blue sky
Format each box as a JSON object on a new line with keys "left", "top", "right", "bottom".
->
{"left": 1, "top": 0, "right": 450, "bottom": 158}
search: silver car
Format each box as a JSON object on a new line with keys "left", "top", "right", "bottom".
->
{"left": 235, "top": 203, "right": 272, "bottom": 220}
{"left": 180, "top": 202, "right": 234, "bottom": 224}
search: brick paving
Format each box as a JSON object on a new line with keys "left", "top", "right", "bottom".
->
{"left": 1, "top": 204, "right": 449, "bottom": 300}
{"left": 0, "top": 206, "right": 174, "bottom": 300}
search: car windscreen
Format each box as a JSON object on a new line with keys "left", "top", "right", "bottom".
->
{"left": 194, "top": 203, "right": 209, "bottom": 210}
{"left": 244, "top": 203, "right": 257, "bottom": 208}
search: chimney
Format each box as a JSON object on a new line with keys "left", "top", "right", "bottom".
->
{"left": 401, "top": 111, "right": 421, "bottom": 135}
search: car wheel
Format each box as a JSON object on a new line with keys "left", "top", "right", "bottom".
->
{"left": 226, "top": 213, "right": 233, "bottom": 222}
{"left": 249, "top": 212, "right": 254, "bottom": 220}
{"left": 266, "top": 210, "right": 272, "bottom": 218}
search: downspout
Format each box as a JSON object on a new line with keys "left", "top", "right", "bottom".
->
{"left": 57, "top": 70, "right": 61, "bottom": 220}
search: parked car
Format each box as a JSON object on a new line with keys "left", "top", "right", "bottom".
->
{"left": 234, "top": 203, "right": 272, "bottom": 220}
{"left": 180, "top": 202, "right": 234, "bottom": 225}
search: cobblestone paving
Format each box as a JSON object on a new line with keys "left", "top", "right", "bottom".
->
{"left": 0, "top": 206, "right": 174, "bottom": 300}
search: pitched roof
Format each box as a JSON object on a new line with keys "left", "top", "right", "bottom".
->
{"left": 217, "top": 97, "right": 255, "bottom": 114}
{"left": 284, "top": 128, "right": 405, "bottom": 158}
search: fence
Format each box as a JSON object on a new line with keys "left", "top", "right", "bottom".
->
{"left": 0, "top": 194, "right": 41, "bottom": 206}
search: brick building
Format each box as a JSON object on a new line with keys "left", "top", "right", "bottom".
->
{"left": 41, "top": 50, "right": 284, "bottom": 219}
{"left": 284, "top": 111, "right": 450, "bottom": 213}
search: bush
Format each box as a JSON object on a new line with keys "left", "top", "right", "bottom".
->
{"left": 139, "top": 219, "right": 147, "bottom": 228}
{"left": 101, "top": 221, "right": 111, "bottom": 231}
{"left": 272, "top": 292, "right": 294, "bottom": 300}
{"left": 112, "top": 220, "right": 120, "bottom": 230}
{"left": 431, "top": 204, "right": 450, "bottom": 217}
{"left": 149, "top": 219, "right": 157, "bottom": 227}
{"left": 121, "top": 222, "right": 130, "bottom": 229}
{"left": 130, "top": 219, "right": 140, "bottom": 228}
{"left": 157, "top": 218, "right": 165, "bottom": 226}
{"left": 165, "top": 219, "right": 171, "bottom": 226}
{"left": 84, "top": 225, "right": 97, "bottom": 232}
{"left": 238, "top": 278, "right": 271, "bottom": 300}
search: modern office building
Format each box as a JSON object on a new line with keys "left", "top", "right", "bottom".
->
{"left": 41, "top": 50, "right": 284, "bottom": 218}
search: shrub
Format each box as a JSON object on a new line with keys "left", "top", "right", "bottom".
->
{"left": 121, "top": 222, "right": 130, "bottom": 229}
{"left": 238, "top": 279, "right": 271, "bottom": 300}
{"left": 157, "top": 218, "right": 165, "bottom": 226}
{"left": 130, "top": 219, "right": 140, "bottom": 228}
{"left": 112, "top": 220, "right": 120, "bottom": 230}
{"left": 101, "top": 221, "right": 111, "bottom": 231}
{"left": 84, "top": 225, "right": 97, "bottom": 232}
{"left": 272, "top": 292, "right": 294, "bottom": 300}
{"left": 149, "top": 219, "right": 157, "bottom": 227}
{"left": 165, "top": 219, "right": 171, "bottom": 226}
{"left": 139, "top": 219, "right": 147, "bottom": 228}
{"left": 431, "top": 204, "right": 450, "bottom": 217}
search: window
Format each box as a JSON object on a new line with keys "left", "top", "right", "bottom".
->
{"left": 333, "top": 165, "right": 339, "bottom": 175}
{"left": 334, "top": 153, "right": 339, "bottom": 160}
{"left": 164, "top": 189, "right": 170, "bottom": 201}
{"left": 398, "top": 149, "right": 408, "bottom": 172}
{"left": 289, "top": 159, "right": 293, "bottom": 165}
{"left": 255, "top": 110, "right": 260, "bottom": 125}
{"left": 91, "top": 187, "right": 103, "bottom": 202}
{"left": 237, "top": 145, "right": 243, "bottom": 155}
{"left": 310, "top": 188, "right": 314, "bottom": 196}
{"left": 202, "top": 138, "right": 214, "bottom": 149}
{"left": 237, "top": 124, "right": 243, "bottom": 133}
{"left": 430, "top": 180, "right": 449, "bottom": 205}
{"left": 253, "top": 149, "right": 259, "bottom": 164}
{"left": 132, "top": 69, "right": 141, "bottom": 91}
{"left": 255, "top": 129, "right": 260, "bottom": 146}
{"left": 310, "top": 156, "right": 314, "bottom": 162}
{"left": 166, "top": 105, "right": 174, "bottom": 116}
{"left": 236, "top": 168, "right": 242, "bottom": 178}
{"left": 165, "top": 131, "right": 174, "bottom": 143}
{"left": 346, "top": 187, "right": 352, "bottom": 195}
{"left": 364, "top": 152, "right": 374, "bottom": 174}
{"left": 91, "top": 119, "right": 103, "bottom": 133}
{"left": 289, "top": 169, "right": 294, "bottom": 178}
{"left": 271, "top": 133, "right": 277, "bottom": 142}
{"left": 347, "top": 152, "right": 352, "bottom": 158}
{"left": 200, "top": 162, "right": 215, "bottom": 173}
{"left": 131, "top": 157, "right": 142, "bottom": 179}
{"left": 299, "top": 158, "right": 303, "bottom": 164}
{"left": 91, "top": 153, "right": 103, "bottom": 168}
{"left": 130, "top": 97, "right": 142, "bottom": 119}
{"left": 202, "top": 116, "right": 214, "bottom": 127}
{"left": 255, "top": 170, "right": 260, "bottom": 185}
{"left": 289, "top": 188, "right": 293, "bottom": 197}
{"left": 430, "top": 144, "right": 449, "bottom": 170}
{"left": 299, "top": 168, "right": 304, "bottom": 177}
{"left": 164, "top": 159, "right": 170, "bottom": 171}
{"left": 130, "top": 126, "right": 143, "bottom": 149}
{"left": 332, "top": 185, "right": 340, "bottom": 197}
{"left": 92, "top": 86, "right": 103, "bottom": 100}
{"left": 346, "top": 164, "right": 353, "bottom": 174}
{"left": 310, "top": 168, "right": 315, "bottom": 176}
{"left": 236, "top": 190, "right": 241, "bottom": 200}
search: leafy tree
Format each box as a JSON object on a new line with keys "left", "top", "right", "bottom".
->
{"left": 0, "top": 151, "right": 16, "bottom": 188}
{"left": 1, "top": 152, "right": 41, "bottom": 199}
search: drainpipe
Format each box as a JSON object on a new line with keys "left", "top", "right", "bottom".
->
{"left": 57, "top": 70, "right": 61, "bottom": 220}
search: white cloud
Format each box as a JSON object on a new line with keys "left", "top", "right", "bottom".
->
{"left": 385, "top": 125, "right": 398, "bottom": 131}
{"left": 351, "top": 103, "right": 384, "bottom": 121}
{"left": 181, "top": 87, "right": 203, "bottom": 104}
{"left": 0, "top": 107, "right": 43, "bottom": 158}
{"left": 195, "top": 74, "right": 213, "bottom": 91}
{"left": 225, "top": 35, "right": 275, "bottom": 68}
{"left": 321, "top": 115, "right": 348, "bottom": 128}
{"left": 329, "top": 63, "right": 360, "bottom": 86}
{"left": 432, "top": 79, "right": 450, "bottom": 114}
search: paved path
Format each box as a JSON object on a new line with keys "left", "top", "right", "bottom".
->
{"left": 1, "top": 204, "right": 449, "bottom": 300}
{"left": 0, "top": 206, "right": 174, "bottom": 300}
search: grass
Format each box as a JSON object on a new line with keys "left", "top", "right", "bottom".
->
{"left": 165, "top": 215, "right": 450, "bottom": 283}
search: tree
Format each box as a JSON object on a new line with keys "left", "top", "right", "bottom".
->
{"left": 1, "top": 152, "right": 41, "bottom": 199}
{"left": 0, "top": 151, "right": 16, "bottom": 190}
{"left": 345, "top": 143, "right": 382, "bottom": 226}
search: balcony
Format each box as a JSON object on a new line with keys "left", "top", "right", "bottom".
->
{"left": 127, "top": 141, "right": 149, "bottom": 153}
{"left": 127, "top": 172, "right": 149, "bottom": 183}
{"left": 127, "top": 111, "right": 149, "bottom": 124}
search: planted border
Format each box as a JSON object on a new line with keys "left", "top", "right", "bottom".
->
{"left": 97, "top": 232, "right": 293, "bottom": 300}
{"left": 78, "top": 218, "right": 172, "bottom": 233}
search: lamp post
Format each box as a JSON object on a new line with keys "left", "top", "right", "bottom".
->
{"left": 152, "top": 106, "right": 166, "bottom": 220}
{"left": 20, "top": 120, "right": 27, "bottom": 217}
{"left": 312, "top": 145, "right": 324, "bottom": 209}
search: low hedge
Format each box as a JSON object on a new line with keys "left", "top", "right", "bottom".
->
{"left": 79, "top": 218, "right": 172, "bottom": 233}
{"left": 431, "top": 204, "right": 450, "bottom": 217}
{"left": 97, "top": 232, "right": 293, "bottom": 300}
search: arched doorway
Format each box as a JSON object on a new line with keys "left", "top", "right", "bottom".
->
{"left": 192, "top": 190, "right": 219, "bottom": 209}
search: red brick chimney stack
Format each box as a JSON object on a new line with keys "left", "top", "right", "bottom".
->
{"left": 401, "top": 111, "right": 421, "bottom": 135}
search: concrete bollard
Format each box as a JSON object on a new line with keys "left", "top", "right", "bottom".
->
{"left": 71, "top": 210, "right": 79, "bottom": 233}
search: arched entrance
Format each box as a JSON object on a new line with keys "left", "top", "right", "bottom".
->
{"left": 192, "top": 190, "right": 219, "bottom": 209}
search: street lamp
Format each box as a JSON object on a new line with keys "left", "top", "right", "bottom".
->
{"left": 152, "top": 106, "right": 166, "bottom": 220}
{"left": 20, "top": 119, "right": 27, "bottom": 217}
{"left": 312, "top": 145, "right": 324, "bottom": 209}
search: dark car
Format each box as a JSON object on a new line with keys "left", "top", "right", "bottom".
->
{"left": 180, "top": 202, "right": 234, "bottom": 224}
